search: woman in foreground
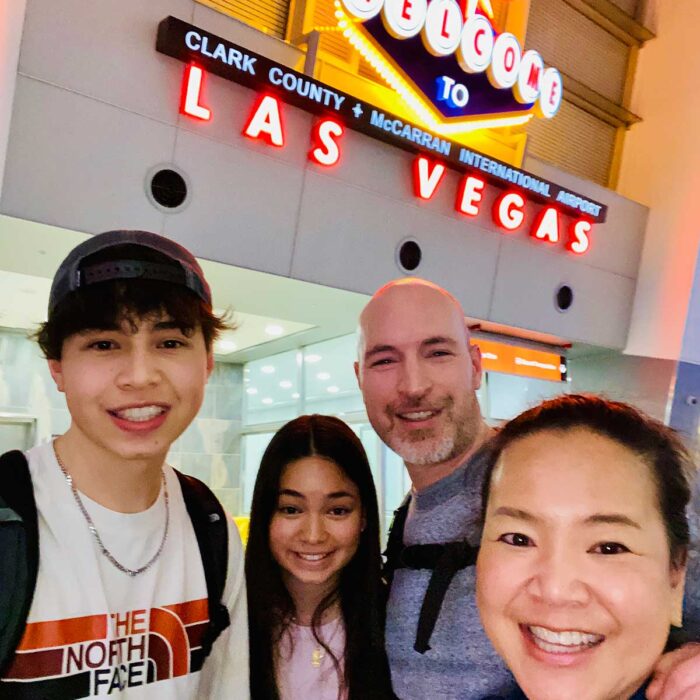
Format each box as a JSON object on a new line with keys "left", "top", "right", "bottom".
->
{"left": 476, "top": 394, "right": 692, "bottom": 700}
{"left": 245, "top": 414, "right": 394, "bottom": 700}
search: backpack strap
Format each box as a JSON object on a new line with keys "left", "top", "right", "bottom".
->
{"left": 175, "top": 470, "right": 230, "bottom": 659}
{"left": 382, "top": 497, "right": 410, "bottom": 589}
{"left": 0, "top": 450, "right": 39, "bottom": 676}
{"left": 382, "top": 494, "right": 479, "bottom": 654}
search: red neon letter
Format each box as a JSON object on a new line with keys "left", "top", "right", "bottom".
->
{"left": 550, "top": 81, "right": 559, "bottom": 106}
{"left": 243, "top": 95, "right": 284, "bottom": 147}
{"left": 505, "top": 46, "right": 516, "bottom": 72}
{"left": 309, "top": 119, "right": 344, "bottom": 167}
{"left": 413, "top": 157, "right": 446, "bottom": 200}
{"left": 527, "top": 63, "right": 542, "bottom": 90}
{"left": 456, "top": 175, "right": 486, "bottom": 217}
{"left": 567, "top": 219, "right": 592, "bottom": 255}
{"left": 475, "top": 28, "right": 486, "bottom": 56}
{"left": 441, "top": 9, "right": 451, "bottom": 38}
{"left": 531, "top": 206, "right": 560, "bottom": 244}
{"left": 493, "top": 192, "right": 526, "bottom": 231}
{"left": 180, "top": 64, "right": 211, "bottom": 121}
{"left": 401, "top": 0, "right": 414, "bottom": 20}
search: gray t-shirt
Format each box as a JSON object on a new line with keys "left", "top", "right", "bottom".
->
{"left": 385, "top": 452, "right": 516, "bottom": 700}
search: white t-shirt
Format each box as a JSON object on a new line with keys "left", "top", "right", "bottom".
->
{"left": 276, "top": 618, "right": 347, "bottom": 700}
{"left": 0, "top": 442, "right": 249, "bottom": 699}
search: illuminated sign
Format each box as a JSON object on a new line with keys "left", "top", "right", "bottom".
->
{"left": 473, "top": 338, "right": 567, "bottom": 382}
{"left": 336, "top": 0, "right": 562, "bottom": 135}
{"left": 156, "top": 16, "right": 606, "bottom": 254}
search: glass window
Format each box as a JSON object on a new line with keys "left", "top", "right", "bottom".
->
{"left": 303, "top": 336, "right": 365, "bottom": 415}
{"left": 241, "top": 431, "right": 276, "bottom": 514}
{"left": 486, "top": 373, "right": 566, "bottom": 422}
{"left": 243, "top": 350, "right": 301, "bottom": 426}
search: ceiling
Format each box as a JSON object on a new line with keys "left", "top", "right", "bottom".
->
{"left": 0, "top": 215, "right": 369, "bottom": 362}
{"left": 0, "top": 215, "right": 594, "bottom": 364}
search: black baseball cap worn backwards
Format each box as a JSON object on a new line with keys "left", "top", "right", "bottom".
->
{"left": 48, "top": 230, "right": 212, "bottom": 316}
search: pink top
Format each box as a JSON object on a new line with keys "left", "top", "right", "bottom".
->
{"left": 276, "top": 617, "right": 348, "bottom": 700}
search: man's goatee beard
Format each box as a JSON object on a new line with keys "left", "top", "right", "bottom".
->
{"left": 392, "top": 434, "right": 457, "bottom": 466}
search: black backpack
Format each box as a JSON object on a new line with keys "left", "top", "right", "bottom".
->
{"left": 0, "top": 449, "right": 231, "bottom": 676}
{"left": 382, "top": 497, "right": 479, "bottom": 654}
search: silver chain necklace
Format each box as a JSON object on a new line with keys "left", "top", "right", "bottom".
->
{"left": 53, "top": 444, "right": 170, "bottom": 577}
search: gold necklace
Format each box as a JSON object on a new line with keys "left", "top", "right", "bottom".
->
{"left": 311, "top": 647, "right": 325, "bottom": 668}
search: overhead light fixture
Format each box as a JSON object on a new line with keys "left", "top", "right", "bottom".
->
{"left": 305, "top": 354, "right": 322, "bottom": 363}
{"left": 317, "top": 372, "right": 331, "bottom": 381}
{"left": 279, "top": 380, "right": 293, "bottom": 389}
{"left": 265, "top": 324, "right": 284, "bottom": 337}
{"left": 261, "top": 365, "right": 276, "bottom": 374}
{"left": 246, "top": 387, "right": 258, "bottom": 395}
{"left": 291, "top": 392, "right": 300, "bottom": 399}
{"left": 327, "top": 386, "right": 340, "bottom": 394}
{"left": 214, "top": 339, "right": 237, "bottom": 354}
{"left": 262, "top": 398, "right": 274, "bottom": 405}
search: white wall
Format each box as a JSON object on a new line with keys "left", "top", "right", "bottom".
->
{"left": 0, "top": 0, "right": 649, "bottom": 350}
{"left": 0, "top": 0, "right": 27, "bottom": 199}
{"left": 618, "top": 0, "right": 700, "bottom": 361}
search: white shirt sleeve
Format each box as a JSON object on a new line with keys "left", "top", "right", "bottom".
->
{"left": 197, "top": 517, "right": 250, "bottom": 699}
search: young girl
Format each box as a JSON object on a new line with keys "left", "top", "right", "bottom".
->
{"left": 245, "top": 414, "right": 394, "bottom": 700}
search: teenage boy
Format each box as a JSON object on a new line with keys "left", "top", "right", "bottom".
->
{"left": 0, "top": 230, "right": 248, "bottom": 698}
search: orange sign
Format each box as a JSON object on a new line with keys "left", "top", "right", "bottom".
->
{"left": 473, "top": 338, "right": 566, "bottom": 382}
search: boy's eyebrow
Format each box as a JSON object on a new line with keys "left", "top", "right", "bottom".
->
{"left": 77, "top": 325, "right": 120, "bottom": 334}
{"left": 153, "top": 320, "right": 190, "bottom": 331}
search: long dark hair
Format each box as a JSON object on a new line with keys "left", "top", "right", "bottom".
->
{"left": 246, "top": 414, "right": 393, "bottom": 699}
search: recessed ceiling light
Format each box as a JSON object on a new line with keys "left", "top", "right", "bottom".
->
{"left": 261, "top": 365, "right": 275, "bottom": 374}
{"left": 262, "top": 398, "right": 274, "bottom": 405}
{"left": 279, "top": 380, "right": 293, "bottom": 389}
{"left": 304, "top": 354, "right": 322, "bottom": 363}
{"left": 214, "top": 339, "right": 237, "bottom": 354}
{"left": 291, "top": 392, "right": 300, "bottom": 399}
{"left": 317, "top": 372, "right": 331, "bottom": 381}
{"left": 327, "top": 386, "right": 340, "bottom": 394}
{"left": 246, "top": 387, "right": 258, "bottom": 395}
{"left": 265, "top": 324, "right": 284, "bottom": 337}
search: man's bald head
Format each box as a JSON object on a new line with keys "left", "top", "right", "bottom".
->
{"left": 358, "top": 278, "right": 470, "bottom": 364}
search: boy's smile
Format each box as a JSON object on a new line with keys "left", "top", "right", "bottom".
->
{"left": 49, "top": 315, "right": 213, "bottom": 468}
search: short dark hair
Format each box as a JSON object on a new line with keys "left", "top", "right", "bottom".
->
{"left": 245, "top": 414, "right": 392, "bottom": 700}
{"left": 35, "top": 244, "right": 229, "bottom": 358}
{"left": 481, "top": 394, "right": 694, "bottom": 568}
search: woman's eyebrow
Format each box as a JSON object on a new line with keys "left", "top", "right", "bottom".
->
{"left": 584, "top": 513, "right": 642, "bottom": 529}
{"left": 492, "top": 506, "right": 538, "bottom": 522}
{"left": 278, "top": 489, "right": 305, "bottom": 498}
{"left": 326, "top": 491, "right": 357, "bottom": 499}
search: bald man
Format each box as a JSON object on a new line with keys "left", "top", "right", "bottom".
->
{"left": 355, "top": 279, "right": 515, "bottom": 699}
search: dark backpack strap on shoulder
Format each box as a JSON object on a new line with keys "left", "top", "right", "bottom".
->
{"left": 413, "top": 541, "right": 478, "bottom": 653}
{"left": 175, "top": 470, "right": 230, "bottom": 659}
{"left": 381, "top": 493, "right": 480, "bottom": 654}
{"left": 382, "top": 497, "right": 410, "bottom": 588}
{"left": 0, "top": 450, "right": 38, "bottom": 676}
